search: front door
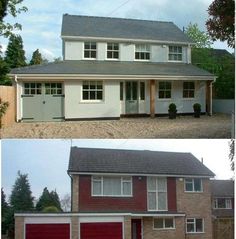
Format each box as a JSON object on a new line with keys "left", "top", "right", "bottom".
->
{"left": 131, "top": 219, "right": 142, "bottom": 239}
{"left": 125, "top": 81, "right": 138, "bottom": 114}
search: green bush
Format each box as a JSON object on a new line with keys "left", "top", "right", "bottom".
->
{"left": 168, "top": 103, "right": 177, "bottom": 112}
{"left": 42, "top": 206, "right": 60, "bottom": 213}
{"left": 193, "top": 103, "right": 201, "bottom": 112}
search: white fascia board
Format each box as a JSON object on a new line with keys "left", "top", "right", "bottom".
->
{"left": 9, "top": 74, "right": 214, "bottom": 81}
{"left": 68, "top": 171, "right": 213, "bottom": 178}
{"left": 61, "top": 35, "right": 192, "bottom": 46}
{"left": 132, "top": 213, "right": 185, "bottom": 217}
{"left": 15, "top": 213, "right": 130, "bottom": 217}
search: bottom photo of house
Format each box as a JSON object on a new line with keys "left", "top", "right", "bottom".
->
{"left": 1, "top": 139, "right": 234, "bottom": 239}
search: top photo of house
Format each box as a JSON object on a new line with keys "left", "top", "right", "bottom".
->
{"left": 0, "top": 0, "right": 234, "bottom": 139}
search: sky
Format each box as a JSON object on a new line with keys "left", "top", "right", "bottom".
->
{"left": 0, "top": 0, "right": 233, "bottom": 61}
{"left": 1, "top": 139, "right": 233, "bottom": 202}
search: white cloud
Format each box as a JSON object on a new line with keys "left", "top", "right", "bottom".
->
{"left": 41, "top": 48, "right": 56, "bottom": 61}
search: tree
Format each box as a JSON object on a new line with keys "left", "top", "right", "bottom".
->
{"left": 60, "top": 193, "right": 71, "bottom": 212}
{"left": 206, "top": 0, "right": 235, "bottom": 48}
{"left": 186, "top": 23, "right": 212, "bottom": 48}
{"left": 0, "top": 0, "right": 8, "bottom": 22}
{"left": 36, "top": 187, "right": 62, "bottom": 211}
{"left": 1, "top": 188, "right": 9, "bottom": 235}
{"left": 10, "top": 171, "right": 34, "bottom": 211}
{"left": 5, "top": 34, "right": 26, "bottom": 68}
{"left": 0, "top": 0, "right": 28, "bottom": 38}
{"left": 30, "top": 49, "right": 43, "bottom": 65}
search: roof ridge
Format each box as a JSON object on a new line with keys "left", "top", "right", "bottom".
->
{"left": 63, "top": 13, "right": 173, "bottom": 24}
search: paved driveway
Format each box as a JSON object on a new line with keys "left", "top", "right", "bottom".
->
{"left": 0, "top": 113, "right": 232, "bottom": 139}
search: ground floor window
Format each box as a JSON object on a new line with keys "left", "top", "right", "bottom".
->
{"left": 186, "top": 218, "right": 204, "bottom": 233}
{"left": 183, "top": 81, "right": 195, "bottom": 98}
{"left": 158, "top": 82, "right": 171, "bottom": 99}
{"left": 45, "top": 83, "right": 62, "bottom": 95}
{"left": 82, "top": 81, "right": 103, "bottom": 101}
{"left": 24, "top": 83, "right": 42, "bottom": 95}
{"left": 153, "top": 218, "right": 175, "bottom": 229}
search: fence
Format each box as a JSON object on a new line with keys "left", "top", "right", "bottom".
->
{"left": 212, "top": 99, "right": 234, "bottom": 114}
{"left": 213, "top": 218, "right": 234, "bottom": 239}
{"left": 0, "top": 86, "right": 16, "bottom": 127}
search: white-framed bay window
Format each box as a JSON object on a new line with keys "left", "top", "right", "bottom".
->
{"left": 186, "top": 218, "right": 204, "bottom": 233}
{"left": 92, "top": 176, "right": 132, "bottom": 196}
{"left": 147, "top": 177, "right": 167, "bottom": 211}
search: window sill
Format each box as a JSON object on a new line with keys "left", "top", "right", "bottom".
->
{"left": 83, "top": 58, "right": 97, "bottom": 60}
{"left": 134, "top": 59, "right": 151, "bottom": 62}
{"left": 168, "top": 60, "right": 183, "bottom": 63}
{"left": 184, "top": 191, "right": 203, "bottom": 193}
{"left": 92, "top": 195, "right": 133, "bottom": 197}
{"left": 106, "top": 58, "right": 119, "bottom": 61}
{"left": 186, "top": 232, "right": 205, "bottom": 234}
{"left": 80, "top": 100, "right": 104, "bottom": 104}
{"left": 182, "top": 98, "right": 196, "bottom": 100}
{"left": 153, "top": 228, "right": 175, "bottom": 231}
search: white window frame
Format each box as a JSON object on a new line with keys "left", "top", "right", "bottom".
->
{"left": 168, "top": 46, "right": 183, "bottom": 62}
{"left": 186, "top": 218, "right": 204, "bottom": 233}
{"left": 183, "top": 81, "right": 195, "bottom": 99}
{"left": 81, "top": 81, "right": 104, "bottom": 102}
{"left": 91, "top": 176, "right": 133, "bottom": 197}
{"left": 185, "top": 178, "right": 203, "bottom": 192}
{"left": 153, "top": 217, "right": 175, "bottom": 230}
{"left": 107, "top": 43, "right": 119, "bottom": 60}
{"left": 135, "top": 44, "right": 150, "bottom": 61}
{"left": 147, "top": 177, "right": 167, "bottom": 211}
{"left": 24, "top": 83, "right": 42, "bottom": 95}
{"left": 84, "top": 42, "right": 97, "bottom": 59}
{"left": 214, "top": 198, "right": 232, "bottom": 209}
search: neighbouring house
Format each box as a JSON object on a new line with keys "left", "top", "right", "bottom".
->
{"left": 211, "top": 180, "right": 234, "bottom": 239}
{"left": 15, "top": 147, "right": 215, "bottom": 239}
{"left": 9, "top": 14, "right": 215, "bottom": 122}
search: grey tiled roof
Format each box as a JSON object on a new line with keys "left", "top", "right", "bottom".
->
{"left": 212, "top": 209, "right": 234, "bottom": 218}
{"left": 61, "top": 14, "right": 192, "bottom": 43}
{"left": 211, "top": 180, "right": 234, "bottom": 197}
{"left": 68, "top": 147, "right": 215, "bottom": 177}
{"left": 10, "top": 61, "right": 213, "bottom": 77}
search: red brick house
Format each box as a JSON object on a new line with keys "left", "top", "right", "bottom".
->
{"left": 15, "top": 147, "right": 215, "bottom": 239}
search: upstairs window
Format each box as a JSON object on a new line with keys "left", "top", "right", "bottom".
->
{"left": 92, "top": 176, "right": 132, "bottom": 196}
{"left": 168, "top": 46, "right": 182, "bottom": 61}
{"left": 107, "top": 43, "right": 119, "bottom": 59}
{"left": 159, "top": 82, "right": 171, "bottom": 99}
{"left": 135, "top": 44, "right": 150, "bottom": 60}
{"left": 183, "top": 82, "right": 195, "bottom": 98}
{"left": 147, "top": 177, "right": 167, "bottom": 211}
{"left": 82, "top": 81, "right": 103, "bottom": 101}
{"left": 153, "top": 218, "right": 175, "bottom": 230}
{"left": 186, "top": 218, "right": 204, "bottom": 233}
{"left": 185, "top": 178, "right": 202, "bottom": 192}
{"left": 84, "top": 42, "right": 96, "bottom": 58}
{"left": 214, "top": 198, "right": 232, "bottom": 209}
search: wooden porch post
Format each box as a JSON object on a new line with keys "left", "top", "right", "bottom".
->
{"left": 206, "top": 81, "right": 213, "bottom": 116}
{"left": 150, "top": 80, "right": 156, "bottom": 118}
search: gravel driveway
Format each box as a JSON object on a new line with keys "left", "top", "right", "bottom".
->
{"left": 0, "top": 113, "right": 232, "bottom": 139}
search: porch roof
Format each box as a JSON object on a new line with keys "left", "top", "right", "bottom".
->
{"left": 10, "top": 61, "right": 214, "bottom": 78}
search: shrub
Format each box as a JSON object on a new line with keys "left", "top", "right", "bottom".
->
{"left": 168, "top": 103, "right": 177, "bottom": 112}
{"left": 193, "top": 103, "right": 201, "bottom": 112}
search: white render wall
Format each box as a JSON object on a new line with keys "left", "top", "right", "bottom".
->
{"left": 64, "top": 80, "right": 120, "bottom": 119}
{"left": 63, "top": 40, "right": 189, "bottom": 63}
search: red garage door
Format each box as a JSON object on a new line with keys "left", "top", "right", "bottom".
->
{"left": 80, "top": 222, "right": 123, "bottom": 239}
{"left": 26, "top": 224, "right": 70, "bottom": 239}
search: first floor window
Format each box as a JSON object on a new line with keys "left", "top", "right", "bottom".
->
{"left": 82, "top": 81, "right": 103, "bottom": 100}
{"left": 168, "top": 46, "right": 182, "bottom": 61}
{"left": 135, "top": 44, "right": 150, "bottom": 60}
{"left": 92, "top": 176, "right": 132, "bottom": 196}
{"left": 186, "top": 218, "right": 204, "bottom": 233}
{"left": 183, "top": 82, "right": 195, "bottom": 98}
{"left": 153, "top": 218, "right": 174, "bottom": 229}
{"left": 147, "top": 177, "right": 167, "bottom": 211}
{"left": 159, "top": 82, "right": 171, "bottom": 99}
{"left": 185, "top": 178, "right": 202, "bottom": 192}
{"left": 84, "top": 42, "right": 96, "bottom": 58}
{"left": 107, "top": 43, "right": 119, "bottom": 59}
{"left": 214, "top": 198, "right": 232, "bottom": 209}
{"left": 24, "top": 83, "right": 42, "bottom": 95}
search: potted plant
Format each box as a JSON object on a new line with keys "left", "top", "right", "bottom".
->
{"left": 193, "top": 103, "right": 201, "bottom": 118}
{"left": 168, "top": 103, "right": 177, "bottom": 119}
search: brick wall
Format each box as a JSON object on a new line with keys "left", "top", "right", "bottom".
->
{"left": 143, "top": 217, "right": 185, "bottom": 239}
{"left": 176, "top": 178, "right": 213, "bottom": 239}
{"left": 78, "top": 175, "right": 147, "bottom": 212}
{"left": 15, "top": 216, "right": 24, "bottom": 239}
